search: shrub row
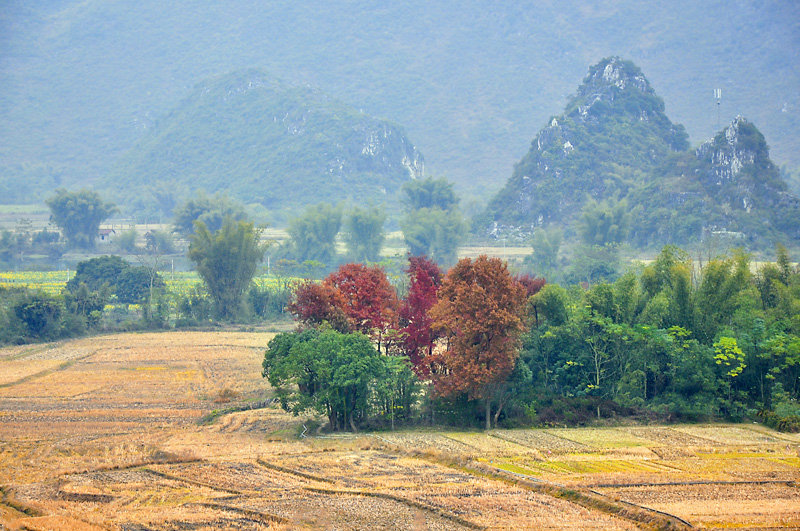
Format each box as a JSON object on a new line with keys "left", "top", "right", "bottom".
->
{"left": 757, "top": 409, "right": 800, "bottom": 433}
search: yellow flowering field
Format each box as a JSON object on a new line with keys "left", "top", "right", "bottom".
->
{"left": 0, "top": 270, "right": 73, "bottom": 295}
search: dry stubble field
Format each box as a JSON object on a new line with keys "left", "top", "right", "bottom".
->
{"left": 0, "top": 331, "right": 798, "bottom": 530}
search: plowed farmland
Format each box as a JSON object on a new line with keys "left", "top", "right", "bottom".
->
{"left": 1, "top": 332, "right": 798, "bottom": 529}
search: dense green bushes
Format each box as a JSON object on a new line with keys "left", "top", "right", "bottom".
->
{"left": 263, "top": 244, "right": 800, "bottom": 431}
{"left": 757, "top": 409, "right": 800, "bottom": 433}
{"left": 0, "top": 288, "right": 90, "bottom": 344}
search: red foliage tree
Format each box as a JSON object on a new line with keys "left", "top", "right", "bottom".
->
{"left": 515, "top": 273, "right": 547, "bottom": 327}
{"left": 287, "top": 281, "right": 350, "bottom": 332}
{"left": 324, "top": 263, "right": 399, "bottom": 352}
{"left": 399, "top": 255, "right": 443, "bottom": 376}
{"left": 430, "top": 255, "right": 527, "bottom": 430}
{"left": 515, "top": 274, "right": 546, "bottom": 298}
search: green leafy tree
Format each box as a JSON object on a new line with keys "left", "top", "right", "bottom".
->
{"left": 714, "top": 336, "right": 747, "bottom": 414}
{"left": 401, "top": 177, "right": 465, "bottom": 267}
{"left": 173, "top": 192, "right": 248, "bottom": 236}
{"left": 578, "top": 199, "right": 630, "bottom": 246}
{"left": 401, "top": 177, "right": 458, "bottom": 211}
{"left": 401, "top": 207, "right": 466, "bottom": 266}
{"left": 565, "top": 198, "right": 631, "bottom": 285}
{"left": 66, "top": 255, "right": 163, "bottom": 310}
{"left": 12, "top": 293, "right": 62, "bottom": 340}
{"left": 66, "top": 256, "right": 129, "bottom": 293}
{"left": 62, "top": 283, "right": 108, "bottom": 327}
{"left": 188, "top": 218, "right": 267, "bottom": 320}
{"left": 116, "top": 266, "right": 165, "bottom": 304}
{"left": 343, "top": 206, "right": 386, "bottom": 262}
{"left": 262, "top": 328, "right": 390, "bottom": 431}
{"left": 144, "top": 230, "right": 175, "bottom": 254}
{"left": 694, "top": 251, "right": 753, "bottom": 343}
{"left": 566, "top": 243, "right": 622, "bottom": 285}
{"left": 286, "top": 203, "right": 342, "bottom": 265}
{"left": 116, "top": 229, "right": 138, "bottom": 253}
{"left": 525, "top": 227, "right": 561, "bottom": 277}
{"left": 46, "top": 189, "right": 116, "bottom": 249}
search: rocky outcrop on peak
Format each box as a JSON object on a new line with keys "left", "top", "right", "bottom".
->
{"left": 483, "top": 57, "right": 688, "bottom": 237}
{"left": 697, "top": 116, "right": 765, "bottom": 184}
{"left": 483, "top": 59, "right": 800, "bottom": 248}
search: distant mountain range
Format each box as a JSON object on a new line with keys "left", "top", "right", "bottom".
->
{"left": 1, "top": 1, "right": 798, "bottom": 206}
{"left": 482, "top": 58, "right": 800, "bottom": 249}
{"left": 106, "top": 70, "right": 422, "bottom": 219}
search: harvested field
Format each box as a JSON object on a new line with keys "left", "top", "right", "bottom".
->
{"left": 1, "top": 331, "right": 799, "bottom": 529}
{"left": 599, "top": 483, "right": 800, "bottom": 529}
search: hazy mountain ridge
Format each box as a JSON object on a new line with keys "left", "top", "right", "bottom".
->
{"left": 485, "top": 58, "right": 800, "bottom": 248}
{"left": 1, "top": 1, "right": 797, "bottom": 204}
{"left": 106, "top": 70, "right": 423, "bottom": 218}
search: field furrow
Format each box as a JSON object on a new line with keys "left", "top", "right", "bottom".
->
{"left": 1, "top": 331, "right": 798, "bottom": 529}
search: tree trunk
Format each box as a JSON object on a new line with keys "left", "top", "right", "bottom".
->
{"left": 493, "top": 400, "right": 505, "bottom": 429}
{"left": 485, "top": 398, "right": 492, "bottom": 431}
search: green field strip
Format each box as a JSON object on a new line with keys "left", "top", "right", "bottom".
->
{"left": 492, "top": 462, "right": 542, "bottom": 477}
{"left": 767, "top": 456, "right": 800, "bottom": 468}
{"left": 547, "top": 428, "right": 654, "bottom": 449}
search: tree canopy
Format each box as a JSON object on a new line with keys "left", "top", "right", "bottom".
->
{"left": 188, "top": 218, "right": 267, "bottom": 320}
{"left": 45, "top": 189, "right": 116, "bottom": 249}
{"left": 401, "top": 177, "right": 458, "bottom": 211}
{"left": 324, "top": 263, "right": 399, "bottom": 353}
{"left": 343, "top": 206, "right": 386, "bottom": 263}
{"left": 430, "top": 255, "right": 528, "bottom": 429}
{"left": 263, "top": 328, "right": 395, "bottom": 432}
{"left": 399, "top": 255, "right": 443, "bottom": 377}
{"left": 286, "top": 203, "right": 342, "bottom": 265}
{"left": 173, "top": 192, "right": 249, "bottom": 236}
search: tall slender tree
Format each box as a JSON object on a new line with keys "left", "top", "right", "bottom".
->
{"left": 46, "top": 189, "right": 116, "bottom": 249}
{"left": 287, "top": 203, "right": 342, "bottom": 264}
{"left": 188, "top": 219, "right": 267, "bottom": 320}
{"left": 399, "top": 255, "right": 443, "bottom": 376}
{"left": 343, "top": 206, "right": 386, "bottom": 263}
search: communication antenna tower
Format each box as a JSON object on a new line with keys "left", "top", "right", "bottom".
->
{"left": 713, "top": 88, "right": 722, "bottom": 131}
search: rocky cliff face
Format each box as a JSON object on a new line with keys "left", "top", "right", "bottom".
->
{"left": 484, "top": 59, "right": 800, "bottom": 248}
{"left": 109, "top": 70, "right": 423, "bottom": 217}
{"left": 697, "top": 116, "right": 760, "bottom": 185}
{"left": 689, "top": 116, "right": 800, "bottom": 240}
{"left": 483, "top": 57, "right": 688, "bottom": 237}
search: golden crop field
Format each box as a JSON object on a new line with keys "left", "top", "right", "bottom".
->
{"left": 0, "top": 331, "right": 798, "bottom": 529}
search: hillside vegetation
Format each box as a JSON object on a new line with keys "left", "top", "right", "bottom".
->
{"left": 1, "top": 1, "right": 798, "bottom": 204}
{"left": 106, "top": 70, "right": 422, "bottom": 219}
